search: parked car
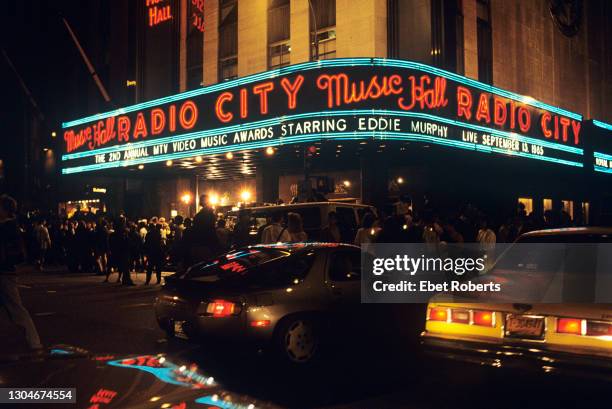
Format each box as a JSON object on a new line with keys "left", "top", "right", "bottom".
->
{"left": 421, "top": 227, "right": 612, "bottom": 380}
{"left": 155, "top": 243, "right": 362, "bottom": 364}
{"left": 225, "top": 202, "right": 376, "bottom": 244}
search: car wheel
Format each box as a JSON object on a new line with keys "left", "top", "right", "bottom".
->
{"left": 275, "top": 316, "right": 319, "bottom": 364}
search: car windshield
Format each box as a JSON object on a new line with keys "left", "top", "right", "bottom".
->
{"left": 184, "top": 248, "right": 316, "bottom": 290}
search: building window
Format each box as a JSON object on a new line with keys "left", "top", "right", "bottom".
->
{"left": 518, "top": 197, "right": 533, "bottom": 215}
{"left": 310, "top": 0, "right": 336, "bottom": 60}
{"left": 186, "top": 0, "right": 205, "bottom": 89}
{"left": 582, "top": 202, "right": 590, "bottom": 224}
{"left": 543, "top": 198, "right": 553, "bottom": 211}
{"left": 562, "top": 200, "right": 574, "bottom": 220}
{"left": 388, "top": 0, "right": 463, "bottom": 73}
{"left": 268, "top": 0, "right": 290, "bottom": 69}
{"left": 477, "top": 0, "right": 493, "bottom": 83}
{"left": 219, "top": 0, "right": 237, "bottom": 80}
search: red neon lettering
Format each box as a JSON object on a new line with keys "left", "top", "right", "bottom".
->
{"left": 398, "top": 75, "right": 448, "bottom": 111}
{"left": 150, "top": 108, "right": 166, "bottom": 135}
{"left": 493, "top": 97, "right": 507, "bottom": 126}
{"left": 280, "top": 75, "right": 305, "bottom": 109}
{"left": 456, "top": 86, "right": 472, "bottom": 120}
{"left": 475, "top": 94, "right": 491, "bottom": 123}
{"left": 316, "top": 73, "right": 403, "bottom": 108}
{"left": 554, "top": 115, "right": 559, "bottom": 140}
{"left": 571, "top": 120, "right": 581, "bottom": 145}
{"left": 179, "top": 101, "right": 198, "bottom": 129}
{"left": 253, "top": 82, "right": 274, "bottom": 114}
{"left": 540, "top": 113, "right": 552, "bottom": 138}
{"left": 240, "top": 88, "right": 248, "bottom": 118}
{"left": 559, "top": 117, "right": 571, "bottom": 143}
{"left": 517, "top": 107, "right": 531, "bottom": 133}
{"left": 510, "top": 101, "right": 516, "bottom": 130}
{"left": 169, "top": 105, "right": 176, "bottom": 131}
{"left": 133, "top": 113, "right": 148, "bottom": 139}
{"left": 215, "top": 92, "right": 233, "bottom": 122}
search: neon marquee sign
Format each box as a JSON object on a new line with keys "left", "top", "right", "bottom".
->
{"left": 146, "top": 0, "right": 173, "bottom": 27}
{"left": 61, "top": 58, "right": 588, "bottom": 174}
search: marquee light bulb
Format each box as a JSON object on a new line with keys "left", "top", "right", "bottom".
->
{"left": 265, "top": 147, "right": 275, "bottom": 156}
{"left": 240, "top": 189, "right": 252, "bottom": 202}
{"left": 195, "top": 156, "right": 203, "bottom": 163}
{"left": 225, "top": 152, "right": 234, "bottom": 160}
{"left": 166, "top": 160, "right": 173, "bottom": 167}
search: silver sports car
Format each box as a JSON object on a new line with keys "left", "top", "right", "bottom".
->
{"left": 155, "top": 243, "right": 361, "bottom": 364}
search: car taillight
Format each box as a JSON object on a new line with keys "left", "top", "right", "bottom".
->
{"left": 206, "top": 300, "right": 237, "bottom": 317}
{"left": 557, "top": 318, "right": 584, "bottom": 335}
{"left": 451, "top": 309, "right": 470, "bottom": 324}
{"left": 250, "top": 320, "right": 271, "bottom": 327}
{"left": 428, "top": 307, "right": 449, "bottom": 322}
{"left": 586, "top": 321, "right": 612, "bottom": 336}
{"left": 473, "top": 310, "right": 495, "bottom": 327}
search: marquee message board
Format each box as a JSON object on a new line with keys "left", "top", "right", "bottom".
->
{"left": 61, "top": 58, "right": 586, "bottom": 174}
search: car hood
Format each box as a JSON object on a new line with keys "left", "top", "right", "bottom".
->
{"left": 0, "top": 346, "right": 281, "bottom": 409}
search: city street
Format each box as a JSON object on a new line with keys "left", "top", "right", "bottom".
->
{"left": 1, "top": 269, "right": 607, "bottom": 409}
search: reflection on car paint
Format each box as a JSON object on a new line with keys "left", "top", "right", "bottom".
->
{"left": 107, "top": 355, "right": 215, "bottom": 389}
{"left": 50, "top": 348, "right": 74, "bottom": 355}
{"left": 87, "top": 388, "right": 118, "bottom": 409}
{"left": 195, "top": 394, "right": 255, "bottom": 409}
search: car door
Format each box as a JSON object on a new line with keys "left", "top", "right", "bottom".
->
{"left": 325, "top": 248, "right": 363, "bottom": 337}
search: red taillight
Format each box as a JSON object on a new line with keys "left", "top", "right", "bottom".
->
{"left": 586, "top": 321, "right": 612, "bottom": 336}
{"left": 557, "top": 318, "right": 584, "bottom": 335}
{"left": 250, "top": 320, "right": 271, "bottom": 328}
{"left": 206, "top": 300, "right": 236, "bottom": 317}
{"left": 451, "top": 309, "right": 470, "bottom": 324}
{"left": 428, "top": 307, "right": 448, "bottom": 322}
{"left": 473, "top": 311, "right": 495, "bottom": 327}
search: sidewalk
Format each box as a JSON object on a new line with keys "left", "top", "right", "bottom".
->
{"left": 14, "top": 264, "right": 175, "bottom": 286}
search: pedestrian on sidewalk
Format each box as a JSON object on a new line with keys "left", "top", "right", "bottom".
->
{"left": 0, "top": 194, "right": 43, "bottom": 351}
{"left": 144, "top": 222, "right": 164, "bottom": 285}
{"left": 108, "top": 217, "right": 134, "bottom": 285}
{"left": 33, "top": 220, "right": 51, "bottom": 271}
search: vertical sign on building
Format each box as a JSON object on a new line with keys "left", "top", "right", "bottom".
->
{"left": 187, "top": 0, "right": 205, "bottom": 89}
{"left": 142, "top": 0, "right": 178, "bottom": 101}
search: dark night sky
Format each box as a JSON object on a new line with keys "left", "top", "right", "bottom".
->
{"left": 0, "top": 1, "right": 112, "bottom": 196}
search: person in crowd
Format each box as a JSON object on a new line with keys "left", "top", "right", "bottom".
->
{"left": 190, "top": 194, "right": 221, "bottom": 262}
{"left": 108, "top": 217, "right": 134, "bottom": 285}
{"left": 144, "top": 223, "right": 164, "bottom": 285}
{"left": 127, "top": 221, "right": 143, "bottom": 274}
{"left": 287, "top": 212, "right": 308, "bottom": 243}
{"left": 354, "top": 212, "right": 376, "bottom": 245}
{"left": 261, "top": 212, "right": 290, "bottom": 244}
{"left": 477, "top": 218, "right": 497, "bottom": 247}
{"left": 232, "top": 210, "right": 252, "bottom": 248}
{"left": 94, "top": 219, "right": 110, "bottom": 276}
{"left": 321, "top": 211, "right": 343, "bottom": 243}
{"left": 215, "top": 218, "right": 231, "bottom": 250}
{"left": 0, "top": 195, "right": 43, "bottom": 350}
{"left": 33, "top": 220, "right": 51, "bottom": 271}
{"left": 375, "top": 215, "right": 406, "bottom": 243}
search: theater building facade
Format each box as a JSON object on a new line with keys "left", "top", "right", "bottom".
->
{"left": 59, "top": 0, "right": 612, "bottom": 223}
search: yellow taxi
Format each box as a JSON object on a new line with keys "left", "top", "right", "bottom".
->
{"left": 421, "top": 228, "right": 612, "bottom": 379}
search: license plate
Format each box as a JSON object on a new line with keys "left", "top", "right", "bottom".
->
{"left": 173, "top": 320, "right": 188, "bottom": 339}
{"left": 505, "top": 315, "right": 545, "bottom": 339}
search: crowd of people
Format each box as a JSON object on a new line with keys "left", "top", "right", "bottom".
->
{"left": 8, "top": 193, "right": 579, "bottom": 286}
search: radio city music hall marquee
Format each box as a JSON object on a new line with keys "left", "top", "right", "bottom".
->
{"left": 61, "top": 58, "right": 590, "bottom": 175}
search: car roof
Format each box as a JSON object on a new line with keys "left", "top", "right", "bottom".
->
{"left": 248, "top": 242, "right": 360, "bottom": 252}
{"left": 237, "top": 202, "right": 375, "bottom": 211}
{"left": 520, "top": 226, "right": 612, "bottom": 237}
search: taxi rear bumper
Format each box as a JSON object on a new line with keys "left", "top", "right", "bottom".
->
{"left": 421, "top": 332, "right": 612, "bottom": 381}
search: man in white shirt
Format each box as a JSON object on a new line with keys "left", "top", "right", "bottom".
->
{"left": 261, "top": 212, "right": 290, "bottom": 244}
